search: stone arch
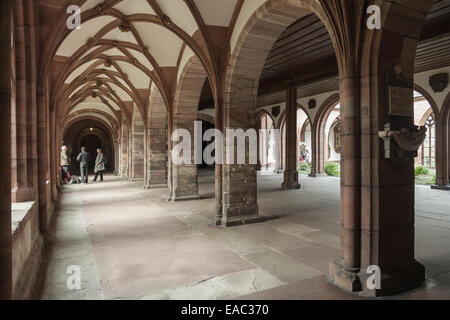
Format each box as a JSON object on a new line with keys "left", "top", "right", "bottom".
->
{"left": 169, "top": 55, "right": 209, "bottom": 201}
{"left": 197, "top": 113, "right": 215, "bottom": 126}
{"left": 64, "top": 119, "right": 116, "bottom": 175}
{"left": 222, "top": 0, "right": 333, "bottom": 226}
{"left": 146, "top": 87, "right": 168, "bottom": 189}
{"left": 256, "top": 109, "right": 277, "bottom": 171}
{"left": 310, "top": 93, "right": 340, "bottom": 176}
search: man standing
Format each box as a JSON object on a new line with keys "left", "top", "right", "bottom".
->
{"left": 93, "top": 148, "right": 106, "bottom": 182}
{"left": 76, "top": 146, "right": 91, "bottom": 184}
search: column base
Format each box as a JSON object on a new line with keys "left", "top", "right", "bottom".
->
{"left": 281, "top": 170, "right": 301, "bottom": 190}
{"left": 221, "top": 213, "right": 265, "bottom": 227}
{"left": 329, "top": 258, "right": 425, "bottom": 297}
{"left": 12, "top": 187, "right": 35, "bottom": 203}
{"left": 431, "top": 184, "right": 450, "bottom": 191}
{"left": 145, "top": 183, "right": 167, "bottom": 189}
{"left": 169, "top": 194, "right": 201, "bottom": 202}
{"left": 329, "top": 259, "right": 363, "bottom": 293}
{"left": 308, "top": 173, "right": 328, "bottom": 178}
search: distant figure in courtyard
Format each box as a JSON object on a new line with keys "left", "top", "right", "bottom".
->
{"left": 299, "top": 144, "right": 310, "bottom": 163}
{"left": 93, "top": 148, "right": 106, "bottom": 182}
{"left": 76, "top": 146, "right": 91, "bottom": 184}
{"left": 61, "top": 145, "right": 70, "bottom": 183}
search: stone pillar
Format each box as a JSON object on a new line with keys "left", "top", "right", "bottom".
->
{"left": 146, "top": 93, "right": 167, "bottom": 189}
{"left": 0, "top": 0, "right": 12, "bottom": 299}
{"left": 210, "top": 98, "right": 223, "bottom": 226}
{"left": 37, "top": 80, "right": 53, "bottom": 232}
{"left": 329, "top": 75, "right": 362, "bottom": 291}
{"left": 120, "top": 116, "right": 129, "bottom": 177}
{"left": 328, "top": 0, "right": 431, "bottom": 297}
{"left": 12, "top": 1, "right": 31, "bottom": 202}
{"left": 432, "top": 100, "right": 450, "bottom": 190}
{"left": 169, "top": 115, "right": 199, "bottom": 202}
{"left": 131, "top": 106, "right": 144, "bottom": 181}
{"left": 281, "top": 85, "right": 300, "bottom": 189}
{"left": 221, "top": 95, "right": 260, "bottom": 227}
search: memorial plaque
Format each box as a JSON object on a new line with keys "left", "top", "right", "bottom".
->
{"left": 389, "top": 86, "right": 413, "bottom": 117}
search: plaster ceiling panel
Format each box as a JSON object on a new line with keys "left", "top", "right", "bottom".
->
{"left": 194, "top": 0, "right": 238, "bottom": 26}
{"left": 102, "top": 96, "right": 121, "bottom": 110}
{"left": 69, "top": 113, "right": 111, "bottom": 126}
{"left": 129, "top": 50, "right": 154, "bottom": 71}
{"left": 157, "top": 0, "right": 198, "bottom": 36}
{"left": 108, "top": 82, "right": 133, "bottom": 101}
{"left": 102, "top": 28, "right": 139, "bottom": 45}
{"left": 113, "top": 0, "right": 156, "bottom": 15}
{"left": 65, "top": 59, "right": 100, "bottom": 83}
{"left": 116, "top": 61, "right": 150, "bottom": 89}
{"left": 80, "top": 0, "right": 104, "bottom": 12}
{"left": 133, "top": 22, "right": 183, "bottom": 67}
{"left": 102, "top": 48, "right": 126, "bottom": 57}
{"left": 56, "top": 16, "right": 116, "bottom": 57}
{"left": 80, "top": 45, "right": 103, "bottom": 59}
{"left": 71, "top": 103, "right": 117, "bottom": 120}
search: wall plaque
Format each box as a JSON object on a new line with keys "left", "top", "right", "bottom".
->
{"left": 389, "top": 86, "right": 413, "bottom": 117}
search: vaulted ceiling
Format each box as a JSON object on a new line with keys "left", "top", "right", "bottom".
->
{"left": 41, "top": 0, "right": 246, "bottom": 126}
{"left": 39, "top": 0, "right": 450, "bottom": 124}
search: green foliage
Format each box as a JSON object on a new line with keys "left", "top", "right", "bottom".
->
{"left": 415, "top": 166, "right": 430, "bottom": 176}
{"left": 325, "top": 162, "right": 340, "bottom": 176}
{"left": 297, "top": 162, "right": 311, "bottom": 174}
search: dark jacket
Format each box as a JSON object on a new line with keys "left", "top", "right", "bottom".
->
{"left": 77, "top": 152, "right": 91, "bottom": 167}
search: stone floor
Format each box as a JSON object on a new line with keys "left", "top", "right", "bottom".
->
{"left": 36, "top": 170, "right": 450, "bottom": 300}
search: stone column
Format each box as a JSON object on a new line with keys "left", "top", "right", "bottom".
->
{"left": 120, "top": 116, "right": 129, "bottom": 177}
{"left": 432, "top": 102, "right": 450, "bottom": 190}
{"left": 169, "top": 115, "right": 199, "bottom": 202}
{"left": 281, "top": 85, "right": 300, "bottom": 189}
{"left": 329, "top": 75, "right": 362, "bottom": 291}
{"left": 37, "top": 81, "right": 53, "bottom": 232}
{"left": 210, "top": 97, "right": 223, "bottom": 226}
{"left": 131, "top": 106, "right": 144, "bottom": 181}
{"left": 146, "top": 95, "right": 168, "bottom": 189}
{"left": 12, "top": 1, "right": 31, "bottom": 202}
{"left": 328, "top": 0, "right": 431, "bottom": 297}
{"left": 0, "top": 0, "right": 12, "bottom": 299}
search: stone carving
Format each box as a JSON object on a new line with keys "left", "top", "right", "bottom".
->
{"left": 378, "top": 122, "right": 427, "bottom": 164}
{"left": 118, "top": 20, "right": 131, "bottom": 32}
{"left": 272, "top": 106, "right": 280, "bottom": 118}
{"left": 429, "top": 73, "right": 448, "bottom": 93}
{"left": 308, "top": 99, "right": 316, "bottom": 109}
{"left": 104, "top": 59, "right": 112, "bottom": 67}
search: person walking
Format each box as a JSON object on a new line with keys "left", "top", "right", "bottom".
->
{"left": 61, "top": 145, "right": 70, "bottom": 183}
{"left": 76, "top": 146, "right": 91, "bottom": 184}
{"left": 93, "top": 148, "right": 106, "bottom": 182}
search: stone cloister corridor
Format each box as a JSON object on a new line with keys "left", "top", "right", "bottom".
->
{"left": 36, "top": 171, "right": 450, "bottom": 300}
{"left": 2, "top": 0, "right": 450, "bottom": 303}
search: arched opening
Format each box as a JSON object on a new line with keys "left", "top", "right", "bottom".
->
{"left": 280, "top": 106, "right": 312, "bottom": 175}
{"left": 63, "top": 119, "right": 115, "bottom": 176}
{"left": 413, "top": 90, "right": 438, "bottom": 185}
{"left": 311, "top": 94, "right": 340, "bottom": 177}
{"left": 257, "top": 111, "right": 276, "bottom": 173}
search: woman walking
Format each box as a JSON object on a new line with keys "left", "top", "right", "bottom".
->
{"left": 93, "top": 148, "right": 106, "bottom": 182}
